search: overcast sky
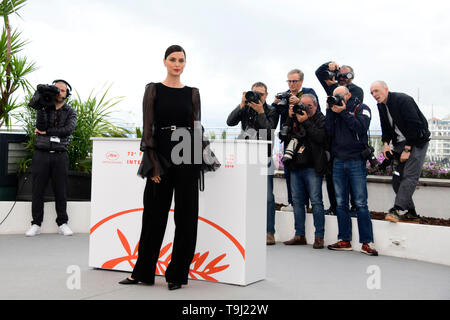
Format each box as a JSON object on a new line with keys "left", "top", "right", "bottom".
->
{"left": 11, "top": 0, "right": 450, "bottom": 131}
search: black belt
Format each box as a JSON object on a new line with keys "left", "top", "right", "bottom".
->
{"left": 159, "top": 125, "right": 192, "bottom": 131}
{"left": 36, "top": 149, "right": 66, "bottom": 154}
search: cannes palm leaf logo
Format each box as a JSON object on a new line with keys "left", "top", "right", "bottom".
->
{"left": 102, "top": 229, "right": 230, "bottom": 282}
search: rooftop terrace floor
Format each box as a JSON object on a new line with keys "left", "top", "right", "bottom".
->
{"left": 1, "top": 233, "right": 449, "bottom": 300}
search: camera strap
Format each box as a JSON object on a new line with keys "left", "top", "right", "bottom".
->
{"left": 352, "top": 103, "right": 374, "bottom": 149}
{"left": 352, "top": 103, "right": 361, "bottom": 117}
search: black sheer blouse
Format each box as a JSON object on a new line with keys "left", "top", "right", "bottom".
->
{"left": 139, "top": 82, "right": 201, "bottom": 178}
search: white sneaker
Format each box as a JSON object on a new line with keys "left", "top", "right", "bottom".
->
{"left": 25, "top": 224, "right": 41, "bottom": 237}
{"left": 58, "top": 224, "right": 74, "bottom": 236}
{"left": 281, "top": 204, "right": 294, "bottom": 212}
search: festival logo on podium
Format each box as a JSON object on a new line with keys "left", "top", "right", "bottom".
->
{"left": 89, "top": 208, "right": 246, "bottom": 283}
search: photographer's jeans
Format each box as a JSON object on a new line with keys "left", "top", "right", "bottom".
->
{"left": 333, "top": 159, "right": 373, "bottom": 244}
{"left": 290, "top": 167, "right": 325, "bottom": 238}
{"left": 267, "top": 160, "right": 276, "bottom": 235}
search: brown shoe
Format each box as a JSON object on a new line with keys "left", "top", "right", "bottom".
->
{"left": 385, "top": 208, "right": 400, "bottom": 223}
{"left": 266, "top": 233, "right": 275, "bottom": 245}
{"left": 313, "top": 237, "right": 324, "bottom": 249}
{"left": 283, "top": 235, "right": 307, "bottom": 245}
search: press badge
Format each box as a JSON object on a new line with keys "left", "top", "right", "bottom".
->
{"left": 50, "top": 136, "right": 61, "bottom": 143}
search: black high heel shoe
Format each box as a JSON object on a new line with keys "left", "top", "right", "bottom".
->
{"left": 168, "top": 282, "right": 182, "bottom": 290}
{"left": 119, "top": 277, "right": 139, "bottom": 285}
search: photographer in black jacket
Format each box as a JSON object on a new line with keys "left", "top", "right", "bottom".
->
{"left": 279, "top": 94, "right": 328, "bottom": 248}
{"left": 273, "top": 69, "right": 320, "bottom": 213}
{"left": 370, "top": 81, "right": 430, "bottom": 222}
{"left": 227, "top": 82, "right": 279, "bottom": 245}
{"left": 25, "top": 80, "right": 77, "bottom": 237}
{"left": 316, "top": 61, "right": 364, "bottom": 103}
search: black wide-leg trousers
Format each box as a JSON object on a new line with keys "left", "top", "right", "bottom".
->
{"left": 31, "top": 150, "right": 69, "bottom": 227}
{"left": 132, "top": 164, "right": 199, "bottom": 285}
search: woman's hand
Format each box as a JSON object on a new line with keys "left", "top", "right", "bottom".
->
{"left": 151, "top": 176, "right": 161, "bottom": 184}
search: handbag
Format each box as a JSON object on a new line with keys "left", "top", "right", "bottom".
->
{"left": 34, "top": 135, "right": 51, "bottom": 150}
{"left": 198, "top": 129, "right": 221, "bottom": 192}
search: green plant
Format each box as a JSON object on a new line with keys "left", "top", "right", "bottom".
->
{"left": 0, "top": 0, "right": 36, "bottom": 128}
{"left": 17, "top": 84, "right": 131, "bottom": 173}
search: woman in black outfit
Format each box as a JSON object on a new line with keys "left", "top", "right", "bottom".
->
{"left": 119, "top": 45, "right": 201, "bottom": 291}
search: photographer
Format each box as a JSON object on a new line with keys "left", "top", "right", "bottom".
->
{"left": 316, "top": 61, "right": 364, "bottom": 215}
{"left": 315, "top": 61, "right": 364, "bottom": 103}
{"left": 279, "top": 94, "right": 328, "bottom": 249}
{"left": 370, "top": 81, "right": 430, "bottom": 223}
{"left": 25, "top": 80, "right": 77, "bottom": 237}
{"left": 325, "top": 86, "right": 378, "bottom": 256}
{"left": 227, "top": 82, "right": 278, "bottom": 245}
{"left": 272, "top": 69, "right": 320, "bottom": 212}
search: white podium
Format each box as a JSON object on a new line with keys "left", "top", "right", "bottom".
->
{"left": 88, "top": 138, "right": 269, "bottom": 286}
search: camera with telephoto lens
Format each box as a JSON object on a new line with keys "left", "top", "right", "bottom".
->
{"left": 336, "top": 72, "right": 354, "bottom": 81}
{"left": 327, "top": 94, "right": 345, "bottom": 107}
{"left": 245, "top": 90, "right": 262, "bottom": 105}
{"left": 292, "top": 103, "right": 310, "bottom": 116}
{"left": 281, "top": 138, "right": 299, "bottom": 164}
{"left": 361, "top": 145, "right": 378, "bottom": 168}
{"left": 275, "top": 91, "right": 292, "bottom": 106}
{"left": 28, "top": 84, "right": 60, "bottom": 110}
{"left": 378, "top": 151, "right": 401, "bottom": 176}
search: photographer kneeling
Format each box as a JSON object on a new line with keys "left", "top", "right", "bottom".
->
{"left": 25, "top": 80, "right": 77, "bottom": 237}
{"left": 227, "top": 82, "right": 278, "bottom": 245}
{"left": 279, "top": 94, "right": 328, "bottom": 249}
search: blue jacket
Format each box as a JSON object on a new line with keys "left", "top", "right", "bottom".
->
{"left": 325, "top": 98, "right": 371, "bottom": 160}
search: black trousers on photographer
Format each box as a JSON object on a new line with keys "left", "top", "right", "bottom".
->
{"left": 31, "top": 149, "right": 69, "bottom": 226}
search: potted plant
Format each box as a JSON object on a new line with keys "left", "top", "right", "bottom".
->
{"left": 0, "top": 0, "right": 36, "bottom": 128}
{"left": 15, "top": 84, "right": 131, "bottom": 201}
{"left": 0, "top": 0, "right": 37, "bottom": 200}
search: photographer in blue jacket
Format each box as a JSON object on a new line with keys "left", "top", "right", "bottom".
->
{"left": 325, "top": 86, "right": 378, "bottom": 256}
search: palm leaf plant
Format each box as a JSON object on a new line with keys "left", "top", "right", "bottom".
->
{"left": 0, "top": 0, "right": 36, "bottom": 128}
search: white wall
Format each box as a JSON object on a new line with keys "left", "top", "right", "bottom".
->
{"left": 0, "top": 202, "right": 91, "bottom": 235}
{"left": 274, "top": 176, "right": 450, "bottom": 219}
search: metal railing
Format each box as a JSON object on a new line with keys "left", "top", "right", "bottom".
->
{"left": 2, "top": 126, "right": 449, "bottom": 167}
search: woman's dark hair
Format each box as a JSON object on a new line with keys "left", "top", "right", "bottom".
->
{"left": 164, "top": 45, "right": 186, "bottom": 60}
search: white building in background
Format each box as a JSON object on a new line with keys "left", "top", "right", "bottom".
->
{"left": 428, "top": 116, "right": 450, "bottom": 163}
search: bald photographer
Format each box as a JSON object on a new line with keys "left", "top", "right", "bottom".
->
{"left": 25, "top": 80, "right": 77, "bottom": 237}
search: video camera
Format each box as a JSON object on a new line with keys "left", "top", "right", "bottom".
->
{"left": 28, "top": 84, "right": 60, "bottom": 110}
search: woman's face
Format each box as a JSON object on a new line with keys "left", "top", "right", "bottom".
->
{"left": 164, "top": 51, "right": 186, "bottom": 77}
